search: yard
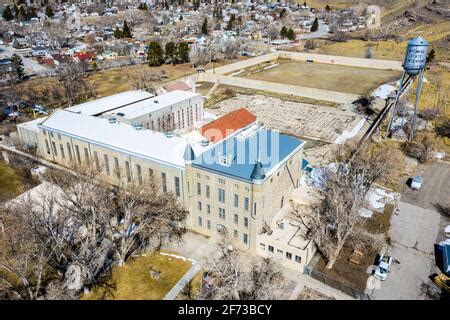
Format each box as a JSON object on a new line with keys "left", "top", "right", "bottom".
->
{"left": 240, "top": 59, "right": 401, "bottom": 95}
{"left": 0, "top": 160, "right": 27, "bottom": 202}
{"left": 82, "top": 252, "right": 193, "bottom": 300}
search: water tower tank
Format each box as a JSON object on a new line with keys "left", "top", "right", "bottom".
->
{"left": 403, "top": 36, "right": 429, "bottom": 75}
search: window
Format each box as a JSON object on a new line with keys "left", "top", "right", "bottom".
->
{"left": 149, "top": 168, "right": 153, "bottom": 178}
{"left": 84, "top": 147, "right": 89, "bottom": 164}
{"left": 254, "top": 202, "right": 257, "bottom": 216}
{"left": 198, "top": 201, "right": 202, "bottom": 211}
{"left": 281, "top": 197, "right": 284, "bottom": 208}
{"left": 277, "top": 249, "right": 283, "bottom": 255}
{"left": 218, "top": 188, "right": 225, "bottom": 203}
{"left": 198, "top": 216, "right": 202, "bottom": 227}
{"left": 104, "top": 154, "right": 110, "bottom": 175}
{"left": 45, "top": 140, "right": 50, "bottom": 154}
{"left": 161, "top": 173, "right": 167, "bottom": 193}
{"left": 268, "top": 246, "right": 274, "bottom": 253}
{"left": 93, "top": 151, "right": 99, "bottom": 169}
{"left": 286, "top": 252, "right": 292, "bottom": 260}
{"left": 244, "top": 197, "right": 249, "bottom": 211}
{"left": 175, "top": 177, "right": 180, "bottom": 197}
{"left": 57, "top": 134, "right": 61, "bottom": 140}
{"left": 207, "top": 220, "right": 211, "bottom": 230}
{"left": 197, "top": 182, "right": 201, "bottom": 195}
{"left": 75, "top": 145, "right": 81, "bottom": 164}
{"left": 218, "top": 178, "right": 225, "bottom": 184}
{"left": 233, "top": 230, "right": 238, "bottom": 238}
{"left": 114, "top": 157, "right": 120, "bottom": 179}
{"left": 205, "top": 185, "right": 210, "bottom": 198}
{"left": 125, "top": 161, "right": 131, "bottom": 183}
{"left": 50, "top": 132, "right": 54, "bottom": 138}
{"left": 243, "top": 234, "right": 248, "bottom": 244}
{"left": 66, "top": 143, "right": 73, "bottom": 161}
{"left": 234, "top": 214, "right": 238, "bottom": 225}
{"left": 51, "top": 141, "right": 57, "bottom": 156}
{"left": 234, "top": 184, "right": 239, "bottom": 189}
{"left": 244, "top": 217, "right": 249, "bottom": 228}
{"left": 233, "top": 194, "right": 238, "bottom": 208}
{"left": 295, "top": 256, "right": 301, "bottom": 263}
{"left": 218, "top": 208, "right": 225, "bottom": 219}
{"left": 260, "top": 243, "right": 266, "bottom": 250}
{"left": 206, "top": 204, "right": 211, "bottom": 214}
{"left": 136, "top": 165, "right": 142, "bottom": 184}
{"left": 59, "top": 144, "right": 65, "bottom": 159}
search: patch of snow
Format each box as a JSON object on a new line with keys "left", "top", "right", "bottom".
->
{"left": 334, "top": 118, "right": 366, "bottom": 144}
{"left": 359, "top": 207, "right": 373, "bottom": 218}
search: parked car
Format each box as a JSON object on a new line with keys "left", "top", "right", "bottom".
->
{"left": 374, "top": 254, "right": 393, "bottom": 281}
{"left": 411, "top": 175, "right": 423, "bottom": 190}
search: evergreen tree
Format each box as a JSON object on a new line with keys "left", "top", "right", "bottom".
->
{"left": 201, "top": 17, "right": 208, "bottom": 35}
{"left": 26, "top": 6, "right": 37, "bottom": 20}
{"left": 303, "top": 1, "right": 307, "bottom": 7}
{"left": 426, "top": 49, "right": 435, "bottom": 63}
{"left": 138, "top": 3, "right": 148, "bottom": 10}
{"left": 177, "top": 42, "right": 189, "bottom": 63}
{"left": 179, "top": 15, "right": 183, "bottom": 21}
{"left": 311, "top": 17, "right": 319, "bottom": 32}
{"left": 287, "top": 28, "right": 296, "bottom": 41}
{"left": 17, "top": 5, "right": 27, "bottom": 21}
{"left": 280, "top": 8, "right": 286, "bottom": 19}
{"left": 226, "top": 14, "right": 235, "bottom": 31}
{"left": 165, "top": 41, "right": 177, "bottom": 64}
{"left": 2, "top": 5, "right": 14, "bottom": 21}
{"left": 325, "top": 5, "right": 331, "bottom": 11}
{"left": 45, "top": 5, "right": 54, "bottom": 18}
{"left": 113, "top": 26, "right": 123, "bottom": 38}
{"left": 122, "top": 20, "right": 132, "bottom": 38}
{"left": 280, "top": 26, "right": 287, "bottom": 38}
{"left": 11, "top": 54, "right": 25, "bottom": 81}
{"left": 147, "top": 41, "right": 164, "bottom": 67}
{"left": 13, "top": 4, "right": 19, "bottom": 19}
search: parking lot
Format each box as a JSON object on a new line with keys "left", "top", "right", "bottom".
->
{"left": 368, "top": 162, "right": 450, "bottom": 299}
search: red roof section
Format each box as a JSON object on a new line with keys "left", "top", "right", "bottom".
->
{"left": 200, "top": 108, "right": 256, "bottom": 144}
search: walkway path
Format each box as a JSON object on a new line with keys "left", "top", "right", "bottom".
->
{"left": 163, "top": 262, "right": 202, "bottom": 300}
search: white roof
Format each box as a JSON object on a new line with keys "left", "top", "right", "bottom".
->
{"left": 66, "top": 90, "right": 154, "bottom": 116}
{"left": 39, "top": 110, "right": 195, "bottom": 168}
{"left": 104, "top": 90, "right": 203, "bottom": 120}
{"left": 17, "top": 116, "right": 48, "bottom": 133}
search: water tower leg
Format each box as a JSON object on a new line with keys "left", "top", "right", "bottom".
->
{"left": 387, "top": 71, "right": 406, "bottom": 133}
{"left": 410, "top": 70, "right": 425, "bottom": 141}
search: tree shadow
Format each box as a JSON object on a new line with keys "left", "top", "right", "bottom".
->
{"left": 433, "top": 203, "right": 450, "bottom": 219}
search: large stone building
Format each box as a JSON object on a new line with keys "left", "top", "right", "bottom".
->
{"left": 16, "top": 89, "right": 315, "bottom": 272}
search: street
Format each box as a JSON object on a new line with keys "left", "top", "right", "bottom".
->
{"left": 369, "top": 162, "right": 450, "bottom": 299}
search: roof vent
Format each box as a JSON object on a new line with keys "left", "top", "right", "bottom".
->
{"left": 154, "top": 100, "right": 159, "bottom": 104}
{"left": 117, "top": 112, "right": 125, "bottom": 117}
{"left": 200, "top": 139, "right": 209, "bottom": 147}
{"left": 133, "top": 124, "right": 143, "bottom": 130}
{"left": 165, "top": 131, "right": 174, "bottom": 138}
{"left": 108, "top": 117, "right": 117, "bottom": 124}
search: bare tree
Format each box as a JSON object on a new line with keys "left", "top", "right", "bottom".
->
{"left": 198, "top": 238, "right": 288, "bottom": 300}
{"left": 290, "top": 144, "right": 400, "bottom": 269}
{"left": 56, "top": 62, "right": 96, "bottom": 107}
{"left": 126, "top": 69, "right": 159, "bottom": 94}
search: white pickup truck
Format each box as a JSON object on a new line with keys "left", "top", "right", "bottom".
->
{"left": 374, "top": 254, "right": 393, "bottom": 281}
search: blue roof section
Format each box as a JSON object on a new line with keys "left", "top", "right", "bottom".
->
{"left": 192, "top": 128, "right": 304, "bottom": 182}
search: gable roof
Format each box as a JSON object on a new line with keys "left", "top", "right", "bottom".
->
{"left": 199, "top": 108, "right": 256, "bottom": 144}
{"left": 164, "top": 81, "right": 192, "bottom": 92}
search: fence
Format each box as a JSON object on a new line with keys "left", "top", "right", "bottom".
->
{"left": 304, "top": 266, "right": 371, "bottom": 300}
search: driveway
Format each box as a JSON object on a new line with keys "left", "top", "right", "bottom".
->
{"left": 369, "top": 162, "right": 450, "bottom": 300}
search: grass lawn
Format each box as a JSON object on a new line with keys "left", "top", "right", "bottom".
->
{"left": 240, "top": 59, "right": 401, "bottom": 95}
{"left": 176, "top": 270, "right": 202, "bottom": 300}
{"left": 0, "top": 160, "right": 26, "bottom": 201}
{"left": 82, "top": 252, "right": 192, "bottom": 300}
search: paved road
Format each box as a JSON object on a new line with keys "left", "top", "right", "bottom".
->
{"left": 297, "top": 20, "right": 330, "bottom": 40}
{"left": 0, "top": 44, "right": 49, "bottom": 75}
{"left": 369, "top": 162, "right": 450, "bottom": 300}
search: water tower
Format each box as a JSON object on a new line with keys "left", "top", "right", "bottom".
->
{"left": 387, "top": 36, "right": 429, "bottom": 141}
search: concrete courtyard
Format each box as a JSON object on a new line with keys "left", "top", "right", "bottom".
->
{"left": 209, "top": 94, "right": 365, "bottom": 143}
